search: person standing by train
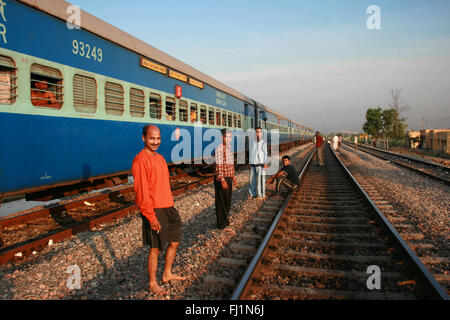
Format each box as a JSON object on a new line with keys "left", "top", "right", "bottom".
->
{"left": 315, "top": 131, "right": 325, "bottom": 166}
{"left": 132, "top": 124, "right": 186, "bottom": 296}
{"left": 248, "top": 127, "right": 268, "bottom": 199}
{"left": 214, "top": 128, "right": 237, "bottom": 229}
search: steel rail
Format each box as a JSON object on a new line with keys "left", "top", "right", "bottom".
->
{"left": 343, "top": 141, "right": 449, "bottom": 185}
{"left": 231, "top": 148, "right": 316, "bottom": 300}
{"left": 350, "top": 142, "right": 449, "bottom": 170}
{"left": 0, "top": 174, "right": 215, "bottom": 265}
{"left": 232, "top": 144, "right": 448, "bottom": 300}
{"left": 330, "top": 144, "right": 449, "bottom": 300}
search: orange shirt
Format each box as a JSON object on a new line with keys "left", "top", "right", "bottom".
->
{"left": 132, "top": 149, "right": 174, "bottom": 223}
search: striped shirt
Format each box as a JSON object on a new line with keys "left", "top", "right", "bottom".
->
{"left": 215, "top": 143, "right": 235, "bottom": 182}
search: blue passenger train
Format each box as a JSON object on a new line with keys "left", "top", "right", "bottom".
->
{"left": 0, "top": 0, "right": 314, "bottom": 200}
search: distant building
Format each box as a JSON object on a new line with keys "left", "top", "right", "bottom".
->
{"left": 420, "top": 129, "right": 450, "bottom": 154}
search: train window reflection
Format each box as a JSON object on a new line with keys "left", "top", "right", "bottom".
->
{"left": 165, "top": 96, "right": 176, "bottom": 121}
{"left": 179, "top": 100, "right": 188, "bottom": 122}
{"left": 73, "top": 74, "right": 97, "bottom": 113}
{"left": 105, "top": 81, "right": 124, "bottom": 115}
{"left": 0, "top": 55, "right": 17, "bottom": 105}
{"left": 149, "top": 93, "right": 162, "bottom": 119}
{"left": 130, "top": 88, "right": 145, "bottom": 117}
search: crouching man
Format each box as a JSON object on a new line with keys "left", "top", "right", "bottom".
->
{"left": 267, "top": 155, "right": 299, "bottom": 196}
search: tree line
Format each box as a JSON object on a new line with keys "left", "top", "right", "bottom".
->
{"left": 362, "top": 89, "right": 408, "bottom": 140}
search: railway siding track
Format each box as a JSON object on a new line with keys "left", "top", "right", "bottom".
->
{"left": 0, "top": 172, "right": 215, "bottom": 265}
{"left": 231, "top": 145, "right": 448, "bottom": 300}
{"left": 344, "top": 141, "right": 450, "bottom": 185}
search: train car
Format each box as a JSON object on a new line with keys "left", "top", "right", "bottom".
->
{"left": 0, "top": 0, "right": 313, "bottom": 201}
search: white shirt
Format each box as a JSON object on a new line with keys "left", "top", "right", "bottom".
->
{"left": 249, "top": 139, "right": 268, "bottom": 165}
{"left": 332, "top": 136, "right": 339, "bottom": 150}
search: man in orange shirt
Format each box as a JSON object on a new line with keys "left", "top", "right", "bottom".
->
{"left": 132, "top": 124, "right": 186, "bottom": 296}
{"left": 31, "top": 80, "right": 60, "bottom": 108}
{"left": 315, "top": 131, "right": 325, "bottom": 167}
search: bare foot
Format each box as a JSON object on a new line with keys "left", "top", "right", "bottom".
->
{"left": 162, "top": 272, "right": 187, "bottom": 283}
{"left": 150, "top": 283, "right": 169, "bottom": 296}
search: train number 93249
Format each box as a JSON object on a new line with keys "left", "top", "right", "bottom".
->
{"left": 72, "top": 39, "right": 103, "bottom": 62}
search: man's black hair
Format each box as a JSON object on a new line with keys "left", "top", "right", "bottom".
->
{"left": 282, "top": 155, "right": 291, "bottom": 161}
{"left": 221, "top": 128, "right": 231, "bottom": 136}
{"left": 255, "top": 126, "right": 262, "bottom": 131}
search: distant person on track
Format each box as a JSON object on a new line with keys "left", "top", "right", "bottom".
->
{"left": 214, "top": 128, "right": 236, "bottom": 230}
{"left": 267, "top": 155, "right": 299, "bottom": 196}
{"left": 338, "top": 135, "right": 342, "bottom": 148}
{"left": 332, "top": 135, "right": 339, "bottom": 151}
{"left": 315, "top": 131, "right": 325, "bottom": 166}
{"left": 132, "top": 124, "right": 186, "bottom": 296}
{"left": 248, "top": 126, "right": 268, "bottom": 199}
{"left": 354, "top": 136, "right": 358, "bottom": 150}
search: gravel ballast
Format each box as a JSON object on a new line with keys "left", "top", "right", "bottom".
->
{"left": 0, "top": 143, "right": 313, "bottom": 300}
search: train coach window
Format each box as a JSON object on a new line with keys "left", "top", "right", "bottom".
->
{"left": 227, "top": 112, "right": 232, "bottom": 128}
{"left": 105, "top": 81, "right": 124, "bottom": 116}
{"left": 208, "top": 107, "right": 215, "bottom": 126}
{"left": 216, "top": 110, "right": 221, "bottom": 126}
{"left": 190, "top": 103, "right": 198, "bottom": 122}
{"left": 73, "top": 74, "right": 97, "bottom": 113}
{"left": 251, "top": 118, "right": 254, "bottom": 129}
{"left": 130, "top": 88, "right": 145, "bottom": 117}
{"left": 200, "top": 105, "right": 207, "bottom": 124}
{"left": 149, "top": 93, "right": 162, "bottom": 119}
{"left": 179, "top": 100, "right": 188, "bottom": 122}
{"left": 222, "top": 112, "right": 227, "bottom": 127}
{"left": 237, "top": 115, "right": 242, "bottom": 129}
{"left": 165, "top": 96, "right": 176, "bottom": 121}
{"left": 0, "top": 55, "right": 17, "bottom": 105}
{"left": 30, "top": 64, "right": 63, "bottom": 109}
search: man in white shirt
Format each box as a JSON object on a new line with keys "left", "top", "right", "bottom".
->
{"left": 248, "top": 127, "right": 268, "bottom": 199}
{"left": 332, "top": 135, "right": 339, "bottom": 150}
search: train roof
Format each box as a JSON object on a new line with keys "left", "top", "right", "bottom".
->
{"left": 20, "top": 0, "right": 311, "bottom": 129}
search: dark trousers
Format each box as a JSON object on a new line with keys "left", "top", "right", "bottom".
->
{"left": 276, "top": 176, "right": 296, "bottom": 194}
{"left": 214, "top": 177, "right": 233, "bottom": 228}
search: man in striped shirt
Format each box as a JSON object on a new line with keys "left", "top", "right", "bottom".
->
{"left": 214, "top": 129, "right": 237, "bottom": 229}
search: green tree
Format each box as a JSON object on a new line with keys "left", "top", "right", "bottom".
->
{"left": 381, "top": 108, "right": 396, "bottom": 138}
{"left": 363, "top": 107, "right": 383, "bottom": 138}
{"left": 387, "top": 89, "right": 409, "bottom": 139}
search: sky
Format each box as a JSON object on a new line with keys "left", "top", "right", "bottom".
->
{"left": 72, "top": 0, "right": 450, "bottom": 133}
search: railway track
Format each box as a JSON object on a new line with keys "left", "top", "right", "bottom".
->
{"left": 0, "top": 171, "right": 215, "bottom": 265}
{"left": 0, "top": 143, "right": 310, "bottom": 266}
{"left": 343, "top": 141, "right": 450, "bottom": 185}
{"left": 231, "top": 145, "right": 448, "bottom": 300}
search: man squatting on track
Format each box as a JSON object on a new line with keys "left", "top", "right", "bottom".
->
{"left": 267, "top": 155, "right": 299, "bottom": 196}
{"left": 132, "top": 124, "right": 186, "bottom": 295}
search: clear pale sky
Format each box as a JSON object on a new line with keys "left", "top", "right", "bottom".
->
{"left": 72, "top": 0, "right": 450, "bottom": 133}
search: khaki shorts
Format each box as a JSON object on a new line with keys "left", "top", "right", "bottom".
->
{"left": 140, "top": 207, "right": 181, "bottom": 250}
